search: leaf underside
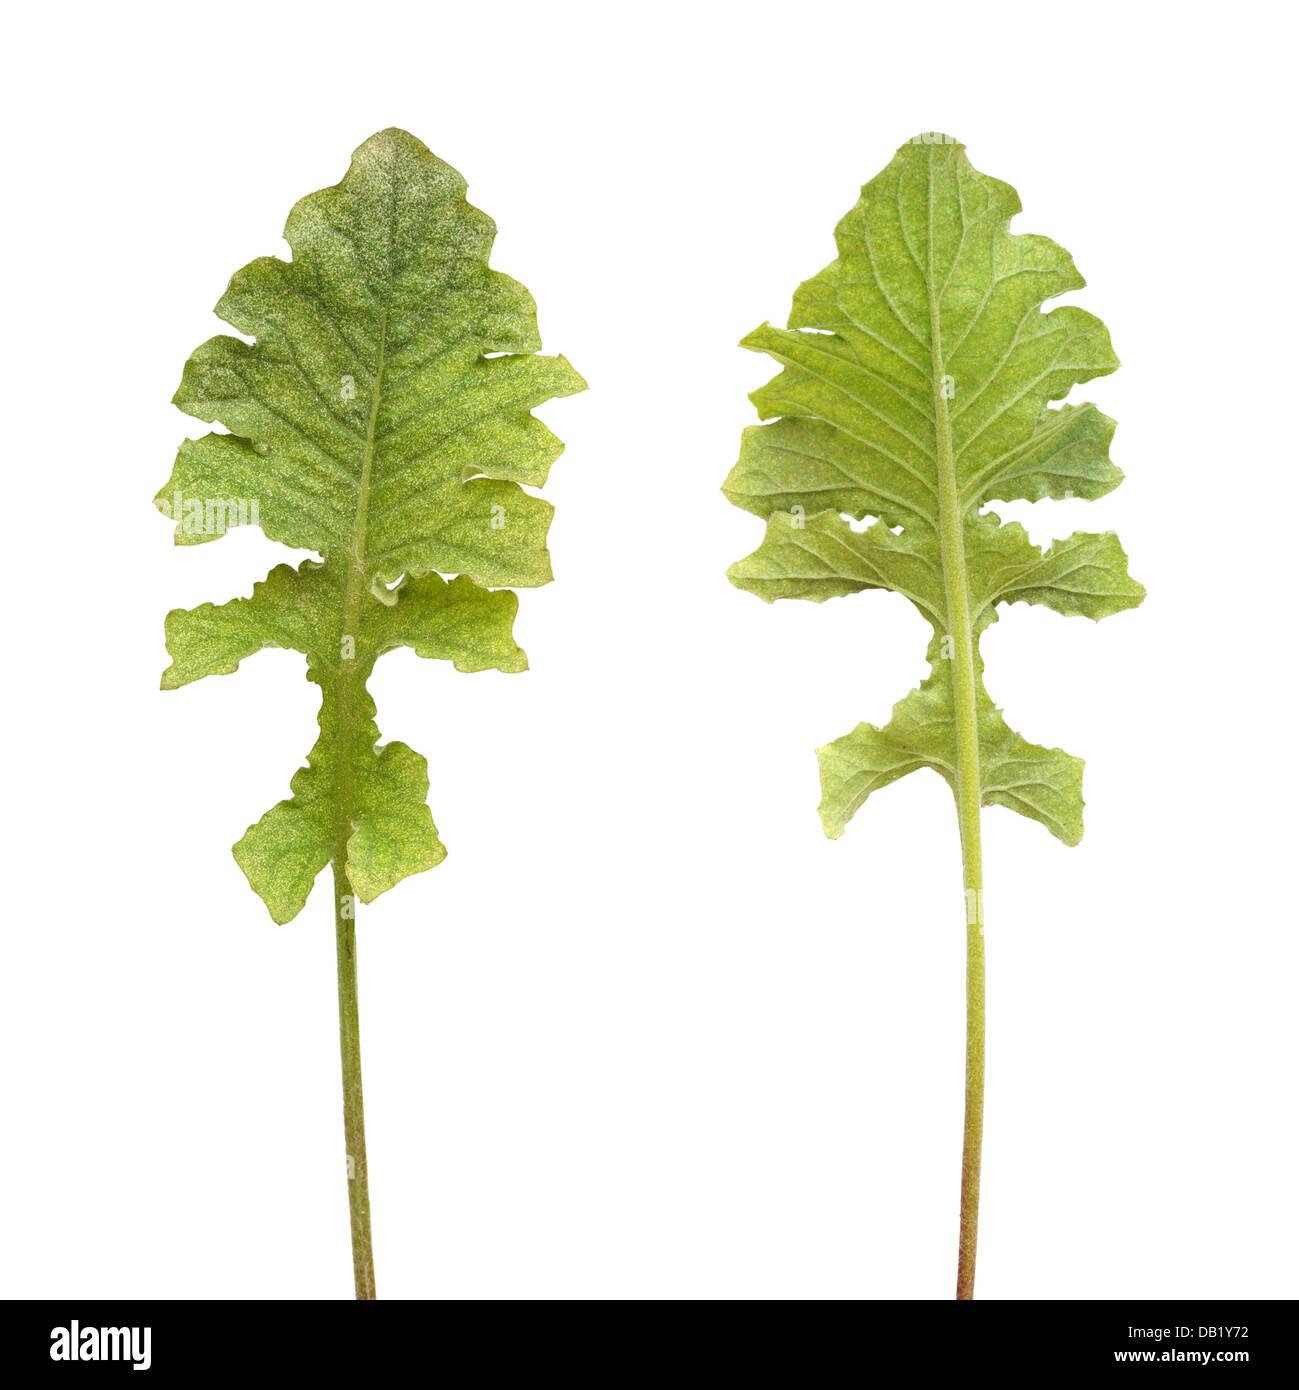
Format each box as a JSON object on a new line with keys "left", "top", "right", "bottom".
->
{"left": 159, "top": 128, "right": 585, "bottom": 922}
{"left": 724, "top": 134, "right": 1143, "bottom": 845}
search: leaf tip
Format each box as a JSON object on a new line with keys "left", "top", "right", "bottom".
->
{"left": 554, "top": 354, "right": 589, "bottom": 395}
{"left": 899, "top": 131, "right": 965, "bottom": 152}
{"left": 738, "top": 322, "right": 773, "bottom": 352}
{"left": 724, "top": 565, "right": 771, "bottom": 603}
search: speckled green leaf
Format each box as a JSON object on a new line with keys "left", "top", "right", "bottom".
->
{"left": 724, "top": 135, "right": 1142, "bottom": 844}
{"left": 158, "top": 129, "right": 584, "bottom": 921}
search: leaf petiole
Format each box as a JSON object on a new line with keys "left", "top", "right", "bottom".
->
{"left": 333, "top": 867, "right": 375, "bottom": 1300}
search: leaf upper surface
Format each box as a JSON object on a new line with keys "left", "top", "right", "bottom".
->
{"left": 159, "top": 130, "right": 584, "bottom": 920}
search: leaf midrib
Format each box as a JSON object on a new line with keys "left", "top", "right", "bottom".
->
{"left": 922, "top": 150, "right": 983, "bottom": 826}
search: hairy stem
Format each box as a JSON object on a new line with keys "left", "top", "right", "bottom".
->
{"left": 333, "top": 860, "right": 375, "bottom": 1299}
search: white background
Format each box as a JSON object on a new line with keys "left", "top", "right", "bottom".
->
{"left": 4, "top": 1, "right": 1295, "bottom": 1301}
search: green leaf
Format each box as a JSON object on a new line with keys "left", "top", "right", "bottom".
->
{"left": 725, "top": 135, "right": 1143, "bottom": 844}
{"left": 158, "top": 129, "right": 585, "bottom": 921}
